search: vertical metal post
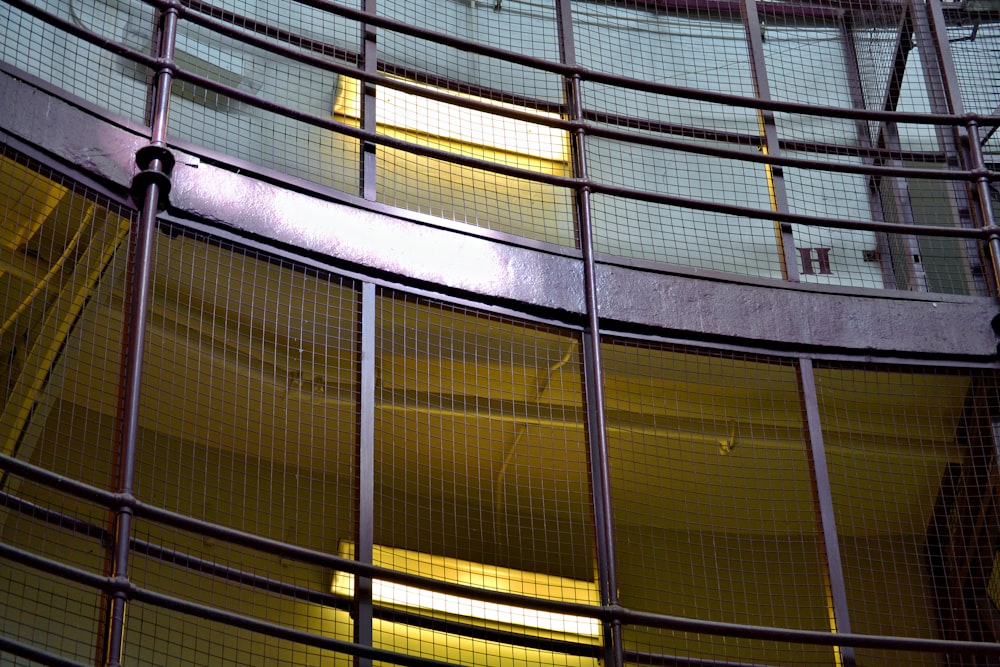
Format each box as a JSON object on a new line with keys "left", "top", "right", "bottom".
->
{"left": 920, "top": 0, "right": 965, "bottom": 113}
{"left": 741, "top": 0, "right": 799, "bottom": 282}
{"left": 355, "top": 5, "right": 379, "bottom": 659}
{"left": 361, "top": 0, "right": 378, "bottom": 201}
{"left": 553, "top": 2, "right": 621, "bottom": 666}
{"left": 103, "top": 6, "right": 178, "bottom": 666}
{"left": 354, "top": 281, "right": 376, "bottom": 667}
{"left": 839, "top": 16, "right": 899, "bottom": 289}
{"left": 872, "top": 5, "right": 930, "bottom": 292}
{"left": 911, "top": 0, "right": 986, "bottom": 293}
{"left": 856, "top": 6, "right": 930, "bottom": 292}
{"left": 797, "top": 359, "right": 855, "bottom": 667}
{"left": 964, "top": 120, "right": 1000, "bottom": 289}
{"left": 924, "top": 0, "right": 1000, "bottom": 293}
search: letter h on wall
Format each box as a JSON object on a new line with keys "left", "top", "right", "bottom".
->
{"left": 798, "top": 247, "right": 832, "bottom": 275}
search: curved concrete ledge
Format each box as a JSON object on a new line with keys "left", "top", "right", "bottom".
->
{"left": 2, "top": 66, "right": 997, "bottom": 359}
{"left": 598, "top": 264, "right": 998, "bottom": 357}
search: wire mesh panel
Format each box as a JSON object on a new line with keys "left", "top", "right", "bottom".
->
{"left": 762, "top": 16, "right": 888, "bottom": 289}
{"left": 371, "top": 290, "right": 598, "bottom": 667}
{"left": 0, "top": 0, "right": 149, "bottom": 124}
{"left": 764, "top": 17, "right": 862, "bottom": 148}
{"left": 375, "top": 140, "right": 574, "bottom": 246}
{"left": 587, "top": 129, "right": 783, "bottom": 277}
{"left": 126, "top": 598, "right": 351, "bottom": 666}
{"left": 602, "top": 340, "right": 836, "bottom": 666}
{"left": 903, "top": 173, "right": 983, "bottom": 295}
{"left": 816, "top": 365, "right": 1000, "bottom": 667}
{"left": 893, "top": 11, "right": 987, "bottom": 295}
{"left": 124, "top": 231, "right": 359, "bottom": 662}
{"left": 576, "top": 4, "right": 785, "bottom": 279}
{"left": 947, "top": 20, "right": 1000, "bottom": 120}
{"left": 369, "top": 0, "right": 574, "bottom": 247}
{"left": 378, "top": 0, "right": 562, "bottom": 102}
{"left": 782, "top": 152, "right": 891, "bottom": 289}
{"left": 956, "top": 16, "right": 1000, "bottom": 190}
{"left": 0, "top": 146, "right": 133, "bottom": 663}
{"left": 165, "top": 0, "right": 363, "bottom": 194}
{"left": 591, "top": 192, "right": 784, "bottom": 279}
{"left": 851, "top": 0, "right": 907, "bottom": 145}
{"left": 622, "top": 636, "right": 842, "bottom": 667}
{"left": 574, "top": 3, "right": 757, "bottom": 133}
{"left": 947, "top": 17, "right": 999, "bottom": 281}
{"left": 851, "top": 2, "right": 987, "bottom": 294}
{"left": 0, "top": 567, "right": 104, "bottom": 664}
{"left": 125, "top": 523, "right": 355, "bottom": 666}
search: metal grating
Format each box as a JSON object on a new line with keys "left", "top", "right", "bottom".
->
{"left": 372, "top": 290, "right": 596, "bottom": 664}
{"left": 0, "top": 0, "right": 149, "bottom": 124}
{"left": 604, "top": 340, "right": 835, "bottom": 666}
{"left": 817, "top": 364, "right": 998, "bottom": 667}
{"left": 2, "top": 143, "right": 1000, "bottom": 667}
{"left": 125, "top": 230, "right": 360, "bottom": 663}
{"left": 0, "top": 144, "right": 133, "bottom": 664}
{"left": 2, "top": 0, "right": 994, "bottom": 290}
{"left": 166, "top": 4, "right": 363, "bottom": 195}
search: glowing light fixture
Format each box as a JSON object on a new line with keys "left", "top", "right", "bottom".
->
{"left": 331, "top": 541, "right": 601, "bottom": 637}
{"left": 333, "top": 77, "right": 569, "bottom": 163}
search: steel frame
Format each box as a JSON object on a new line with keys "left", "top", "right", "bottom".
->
{"left": 2, "top": 0, "right": 1000, "bottom": 664}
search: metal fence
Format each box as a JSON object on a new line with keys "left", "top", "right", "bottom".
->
{"left": 3, "top": 0, "right": 1000, "bottom": 665}
{"left": 2, "top": 142, "right": 1000, "bottom": 667}
{"left": 0, "top": 0, "right": 997, "bottom": 292}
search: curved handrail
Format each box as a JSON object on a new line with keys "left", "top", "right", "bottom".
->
{"left": 2, "top": 0, "right": 997, "bottom": 291}
{"left": 3, "top": 451, "right": 1000, "bottom": 659}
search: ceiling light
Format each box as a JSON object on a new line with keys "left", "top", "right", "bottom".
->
{"left": 331, "top": 541, "right": 601, "bottom": 637}
{"left": 334, "top": 77, "right": 568, "bottom": 163}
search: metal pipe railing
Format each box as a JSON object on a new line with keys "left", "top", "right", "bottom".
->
{"left": 3, "top": 478, "right": 1000, "bottom": 658}
{"left": 2, "top": 0, "right": 995, "bottom": 257}
{"left": 101, "top": 0, "right": 179, "bottom": 663}
{"left": 2, "top": 2, "right": 1000, "bottom": 664}
{"left": 4, "top": 0, "right": 997, "bottom": 156}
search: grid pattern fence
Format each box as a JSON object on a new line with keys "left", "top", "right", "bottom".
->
{"left": 2, "top": 146, "right": 1000, "bottom": 667}
{"left": 1, "top": 0, "right": 997, "bottom": 292}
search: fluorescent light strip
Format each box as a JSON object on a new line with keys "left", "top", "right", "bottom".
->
{"left": 334, "top": 77, "right": 568, "bottom": 162}
{"left": 332, "top": 542, "right": 601, "bottom": 638}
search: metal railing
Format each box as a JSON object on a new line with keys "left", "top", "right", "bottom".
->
{"left": 1, "top": 0, "right": 998, "bottom": 292}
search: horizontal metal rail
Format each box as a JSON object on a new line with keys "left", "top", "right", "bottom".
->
{"left": 0, "top": 635, "right": 90, "bottom": 667}
{"left": 4, "top": 28, "right": 987, "bottom": 242}
{"left": 3, "top": 0, "right": 996, "bottom": 246}
{"left": 162, "top": 0, "right": 1000, "bottom": 126}
{"left": 6, "top": 0, "right": 999, "bottom": 137}
{"left": 3, "top": 451, "right": 1000, "bottom": 656}
{"left": 116, "top": 65, "right": 1000, "bottom": 237}
{"left": 0, "top": 490, "right": 600, "bottom": 656}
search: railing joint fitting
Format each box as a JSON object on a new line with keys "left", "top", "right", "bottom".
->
{"left": 131, "top": 145, "right": 176, "bottom": 209}
{"left": 107, "top": 576, "right": 133, "bottom": 595}
{"left": 160, "top": 0, "right": 184, "bottom": 15}
{"left": 151, "top": 57, "right": 179, "bottom": 75}
{"left": 115, "top": 491, "right": 140, "bottom": 511}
